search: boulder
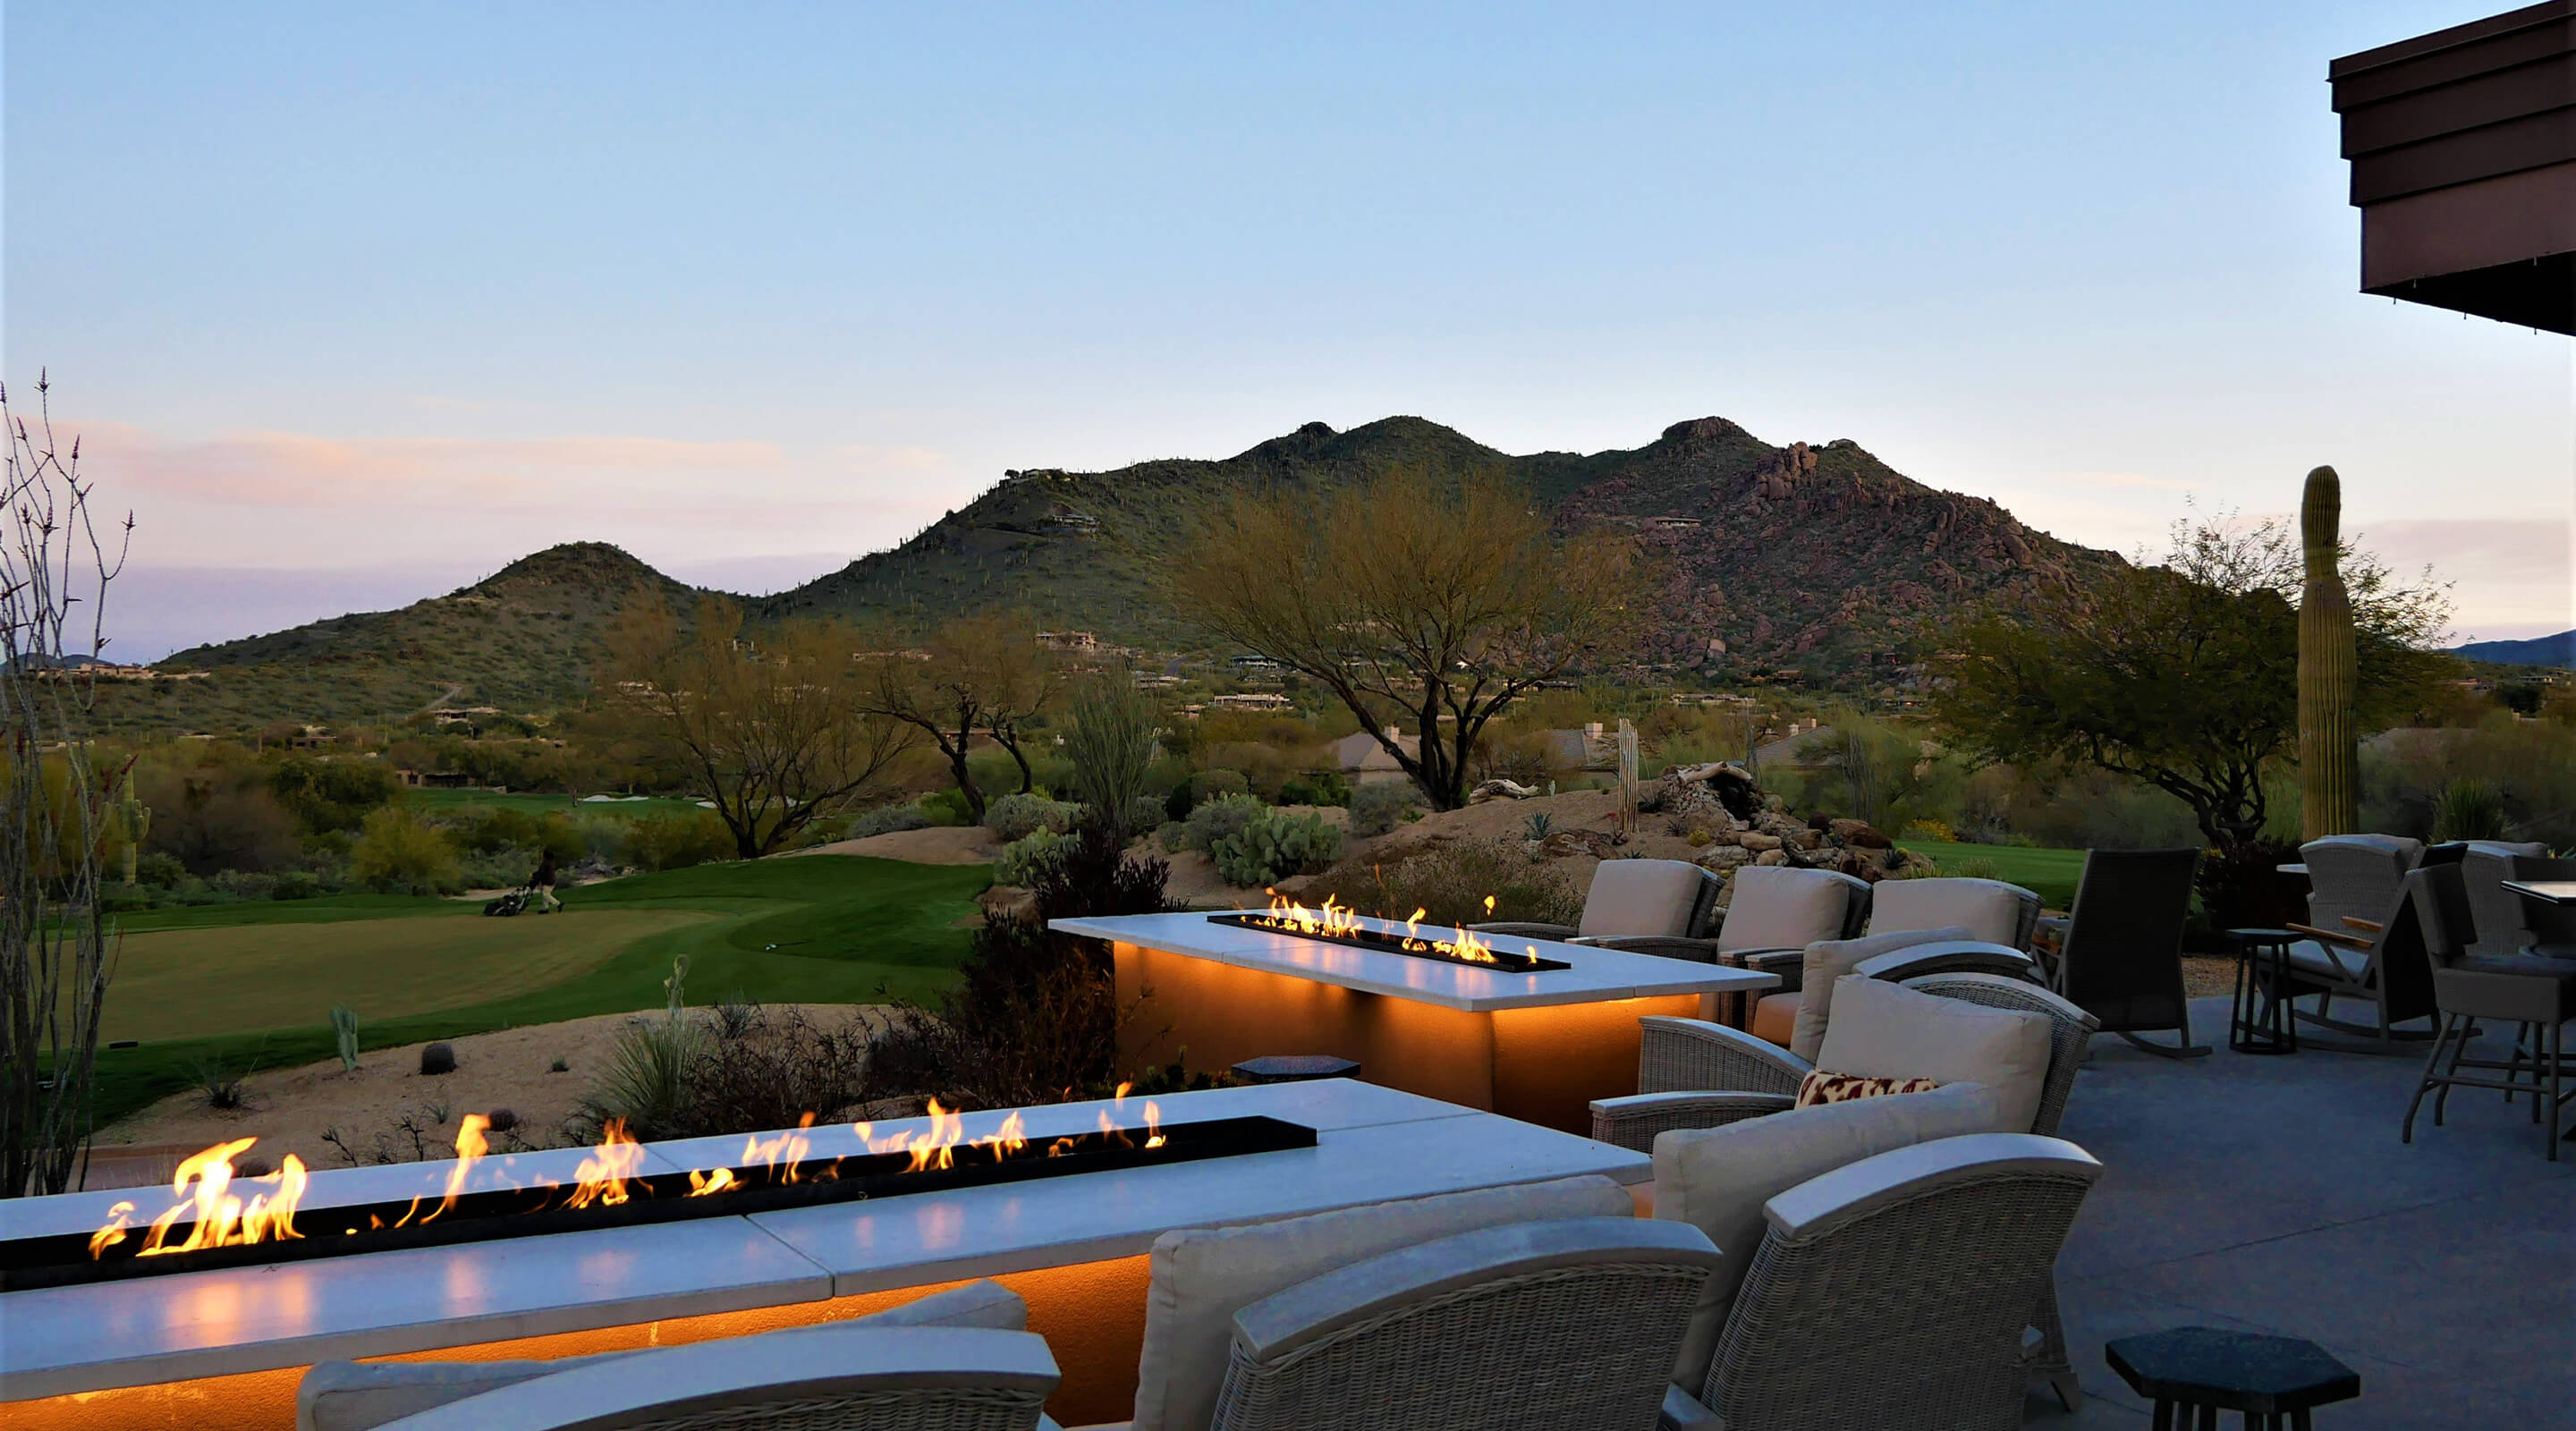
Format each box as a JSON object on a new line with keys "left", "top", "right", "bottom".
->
{"left": 1828, "top": 818, "right": 1893, "bottom": 849}
{"left": 1753, "top": 849, "right": 1790, "bottom": 867}
{"left": 1736, "top": 832, "right": 1784, "bottom": 852}
{"left": 1695, "top": 844, "right": 1753, "bottom": 872}
{"left": 1786, "top": 828, "right": 1825, "bottom": 852}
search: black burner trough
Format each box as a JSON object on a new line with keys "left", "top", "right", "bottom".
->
{"left": 1208, "top": 913, "right": 1574, "bottom": 972}
{"left": 1, "top": 1114, "right": 1316, "bottom": 1293}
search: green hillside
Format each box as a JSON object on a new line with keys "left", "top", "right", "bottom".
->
{"left": 98, "top": 543, "right": 704, "bottom": 733}
{"left": 763, "top": 414, "right": 2124, "bottom": 680}
{"left": 110, "top": 415, "right": 2127, "bottom": 728}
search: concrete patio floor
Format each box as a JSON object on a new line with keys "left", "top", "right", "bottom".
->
{"left": 2030, "top": 995, "right": 2574, "bottom": 1427}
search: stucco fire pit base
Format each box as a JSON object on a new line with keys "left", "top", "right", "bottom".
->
{"left": 1060, "top": 911, "right": 1775, "bottom": 1132}
{"left": 0, "top": 1080, "right": 1645, "bottom": 1429}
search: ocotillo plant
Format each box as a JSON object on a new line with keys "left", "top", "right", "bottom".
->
{"left": 329, "top": 1006, "right": 360, "bottom": 1073}
{"left": 2299, "top": 465, "right": 2360, "bottom": 840}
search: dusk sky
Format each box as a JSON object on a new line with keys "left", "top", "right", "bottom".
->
{"left": 8, "top": 1, "right": 2569, "bottom": 660}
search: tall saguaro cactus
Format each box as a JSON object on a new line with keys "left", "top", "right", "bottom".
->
{"left": 2299, "top": 465, "right": 2359, "bottom": 840}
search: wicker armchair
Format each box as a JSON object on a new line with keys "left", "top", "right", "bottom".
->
{"left": 1866, "top": 876, "right": 2045, "bottom": 953}
{"left": 371, "top": 1326, "right": 1059, "bottom": 1431}
{"left": 1595, "top": 975, "right": 2100, "bottom": 1411}
{"left": 1477, "top": 859, "right": 1734, "bottom": 966}
{"left": 1662, "top": 1134, "right": 2104, "bottom": 1431}
{"left": 1205, "top": 1217, "right": 1722, "bottom": 1431}
{"left": 1594, "top": 975, "right": 2096, "bottom": 1149}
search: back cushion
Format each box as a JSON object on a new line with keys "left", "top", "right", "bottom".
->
{"left": 294, "top": 1280, "right": 1027, "bottom": 1431}
{"left": 1815, "top": 976, "right": 2054, "bottom": 1134}
{"left": 1578, "top": 859, "right": 1710, "bottom": 938}
{"left": 1788, "top": 926, "right": 1973, "bottom": 1061}
{"left": 1132, "top": 1174, "right": 1634, "bottom": 1431}
{"left": 1653, "top": 1082, "right": 2008, "bottom": 1387}
{"left": 1867, "top": 878, "right": 2026, "bottom": 946}
{"left": 1716, "top": 868, "right": 1853, "bottom": 953}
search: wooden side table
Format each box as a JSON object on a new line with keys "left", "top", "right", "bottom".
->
{"left": 2106, "top": 1325, "right": 2359, "bottom": 1428}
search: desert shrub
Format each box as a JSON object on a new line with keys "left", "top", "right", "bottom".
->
{"left": 1121, "top": 792, "right": 1170, "bottom": 834}
{"left": 1345, "top": 781, "right": 1423, "bottom": 837}
{"left": 847, "top": 801, "right": 930, "bottom": 840}
{"left": 986, "top": 791, "right": 1079, "bottom": 843}
{"left": 920, "top": 787, "right": 975, "bottom": 826}
{"left": 1212, "top": 809, "right": 1343, "bottom": 886}
{"left": 269, "top": 756, "right": 404, "bottom": 834}
{"left": 1168, "top": 768, "right": 1248, "bottom": 823}
{"left": 1945, "top": 856, "right": 2004, "bottom": 882}
{"left": 1900, "top": 818, "right": 1957, "bottom": 843}
{"left": 1299, "top": 839, "right": 1583, "bottom": 927}
{"left": 132, "top": 850, "right": 189, "bottom": 887}
{"left": 454, "top": 849, "right": 536, "bottom": 890}
{"left": 572, "top": 813, "right": 630, "bottom": 864}
{"left": 351, "top": 807, "right": 460, "bottom": 893}
{"left": 1174, "top": 792, "right": 1266, "bottom": 853}
{"left": 137, "top": 765, "right": 301, "bottom": 876}
{"left": 419, "top": 1042, "right": 457, "bottom": 1076}
{"left": 865, "top": 821, "right": 1181, "bottom": 1110}
{"left": 2191, "top": 838, "right": 2307, "bottom": 949}
{"left": 1062, "top": 676, "right": 1162, "bottom": 830}
{"left": 996, "top": 828, "right": 1079, "bottom": 886}
{"left": 575, "top": 1014, "right": 708, "bottom": 1142}
{"left": 625, "top": 809, "right": 733, "bottom": 871}
{"left": 2430, "top": 778, "right": 2507, "bottom": 843}
{"left": 1276, "top": 772, "right": 1352, "bottom": 808}
{"left": 449, "top": 806, "right": 583, "bottom": 863}
{"left": 665, "top": 1005, "right": 876, "bottom": 1138}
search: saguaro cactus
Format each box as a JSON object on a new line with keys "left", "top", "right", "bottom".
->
{"left": 2299, "top": 465, "right": 2359, "bottom": 840}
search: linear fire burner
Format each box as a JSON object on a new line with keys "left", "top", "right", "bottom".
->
{"left": 1207, "top": 912, "right": 1573, "bottom": 972}
{"left": 0, "top": 1114, "right": 1315, "bottom": 1293}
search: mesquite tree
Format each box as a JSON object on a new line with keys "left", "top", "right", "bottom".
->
{"left": 2, "top": 373, "right": 131, "bottom": 1198}
{"left": 2298, "top": 466, "right": 2360, "bottom": 841}
{"left": 1165, "top": 468, "right": 1649, "bottom": 811}
{"left": 1934, "top": 512, "right": 2450, "bottom": 852}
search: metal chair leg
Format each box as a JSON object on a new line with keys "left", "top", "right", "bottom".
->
{"left": 2434, "top": 1015, "right": 2475, "bottom": 1126}
{"left": 2402, "top": 1013, "right": 2453, "bottom": 1145}
{"left": 2548, "top": 1020, "right": 2563, "bottom": 1164}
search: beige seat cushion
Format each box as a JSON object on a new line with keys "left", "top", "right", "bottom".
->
{"left": 1787, "top": 925, "right": 1974, "bottom": 1061}
{"left": 1578, "top": 859, "right": 1711, "bottom": 938}
{"left": 1750, "top": 990, "right": 1801, "bottom": 1046}
{"left": 1814, "top": 976, "right": 2055, "bottom": 1134}
{"left": 296, "top": 1279, "right": 1026, "bottom": 1431}
{"left": 2285, "top": 939, "right": 2368, "bottom": 982}
{"left": 1653, "top": 1082, "right": 2009, "bottom": 1387}
{"left": 1716, "top": 868, "right": 1854, "bottom": 954}
{"left": 1131, "top": 1174, "right": 1633, "bottom": 1431}
{"left": 1867, "top": 878, "right": 2025, "bottom": 946}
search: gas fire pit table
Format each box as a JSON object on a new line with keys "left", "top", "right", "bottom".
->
{"left": 1054, "top": 910, "right": 1776, "bottom": 1132}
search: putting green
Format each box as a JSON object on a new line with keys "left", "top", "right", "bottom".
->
{"left": 102, "top": 910, "right": 715, "bottom": 1045}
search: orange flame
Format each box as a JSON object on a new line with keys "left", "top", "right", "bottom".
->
{"left": 741, "top": 1113, "right": 816, "bottom": 1184}
{"left": 89, "top": 1201, "right": 136, "bottom": 1260}
{"left": 419, "top": 1114, "right": 492, "bottom": 1226}
{"left": 687, "top": 1167, "right": 738, "bottom": 1197}
{"left": 903, "top": 1100, "right": 965, "bottom": 1173}
{"left": 128, "top": 1138, "right": 308, "bottom": 1257}
{"left": 971, "top": 1110, "right": 1028, "bottom": 1162}
{"left": 1143, "top": 1100, "right": 1165, "bottom": 1150}
{"left": 564, "top": 1121, "right": 647, "bottom": 1209}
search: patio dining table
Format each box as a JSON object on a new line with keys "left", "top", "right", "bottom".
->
{"left": 2504, "top": 880, "right": 2576, "bottom": 907}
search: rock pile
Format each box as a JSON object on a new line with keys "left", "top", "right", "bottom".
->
{"left": 1639, "top": 761, "right": 1931, "bottom": 885}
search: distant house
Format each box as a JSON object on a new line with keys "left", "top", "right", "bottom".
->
{"left": 1210, "top": 692, "right": 1294, "bottom": 712}
{"left": 1332, "top": 727, "right": 1419, "bottom": 783}
{"left": 1038, "top": 631, "right": 1099, "bottom": 653}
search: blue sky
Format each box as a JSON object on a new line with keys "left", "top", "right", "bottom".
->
{"left": 7, "top": 1, "right": 2569, "bottom": 657}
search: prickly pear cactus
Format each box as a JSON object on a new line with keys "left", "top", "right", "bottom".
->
{"left": 2299, "top": 465, "right": 2359, "bottom": 840}
{"left": 330, "top": 1005, "right": 360, "bottom": 1073}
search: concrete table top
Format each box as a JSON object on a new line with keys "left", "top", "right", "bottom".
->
{"left": 0, "top": 1080, "right": 1644, "bottom": 1401}
{"left": 1050, "top": 910, "right": 1774, "bottom": 1012}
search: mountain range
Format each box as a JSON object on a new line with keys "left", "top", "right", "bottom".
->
{"left": 128, "top": 415, "right": 2123, "bottom": 732}
{"left": 2449, "top": 631, "right": 2573, "bottom": 670}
